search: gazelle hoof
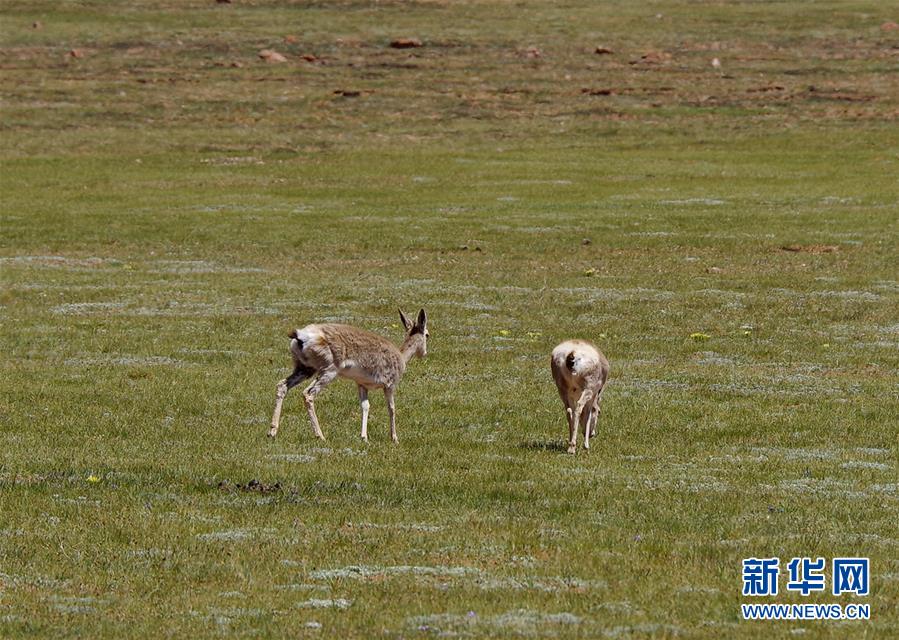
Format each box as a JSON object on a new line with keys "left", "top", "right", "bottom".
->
{"left": 567, "top": 444, "right": 577, "bottom": 455}
{"left": 267, "top": 428, "right": 277, "bottom": 438}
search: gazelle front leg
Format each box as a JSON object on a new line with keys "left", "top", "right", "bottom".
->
{"left": 303, "top": 367, "right": 337, "bottom": 440}
{"left": 384, "top": 386, "right": 398, "bottom": 444}
{"left": 358, "top": 385, "right": 370, "bottom": 442}
{"left": 270, "top": 363, "right": 313, "bottom": 438}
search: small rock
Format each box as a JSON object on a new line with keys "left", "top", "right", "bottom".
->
{"left": 236, "top": 479, "right": 282, "bottom": 494}
{"left": 258, "top": 49, "right": 287, "bottom": 63}
{"left": 334, "top": 89, "right": 361, "bottom": 97}
{"left": 300, "top": 53, "right": 319, "bottom": 62}
{"left": 32, "top": 21, "right": 43, "bottom": 29}
{"left": 390, "top": 38, "right": 422, "bottom": 49}
{"left": 881, "top": 21, "right": 899, "bottom": 31}
{"left": 582, "top": 88, "right": 614, "bottom": 96}
{"left": 780, "top": 244, "right": 839, "bottom": 254}
{"left": 230, "top": 61, "right": 243, "bottom": 68}
{"left": 711, "top": 57, "right": 721, "bottom": 70}
{"left": 581, "top": 238, "right": 592, "bottom": 245}
{"left": 594, "top": 46, "right": 613, "bottom": 55}
{"left": 706, "top": 266, "right": 723, "bottom": 274}
{"left": 216, "top": 0, "right": 232, "bottom": 4}
{"left": 631, "top": 50, "right": 671, "bottom": 65}
{"left": 69, "top": 49, "right": 84, "bottom": 58}
{"left": 284, "top": 35, "right": 298, "bottom": 44}
{"left": 524, "top": 46, "right": 542, "bottom": 58}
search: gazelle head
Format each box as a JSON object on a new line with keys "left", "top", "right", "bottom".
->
{"left": 399, "top": 308, "right": 429, "bottom": 358}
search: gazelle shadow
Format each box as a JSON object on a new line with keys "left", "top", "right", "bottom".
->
{"left": 519, "top": 439, "right": 568, "bottom": 452}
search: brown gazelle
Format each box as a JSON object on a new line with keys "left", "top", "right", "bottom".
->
{"left": 550, "top": 339, "right": 610, "bottom": 454}
{"left": 269, "top": 309, "right": 429, "bottom": 443}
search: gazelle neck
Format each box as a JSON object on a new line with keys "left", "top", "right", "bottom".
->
{"left": 400, "top": 337, "right": 418, "bottom": 365}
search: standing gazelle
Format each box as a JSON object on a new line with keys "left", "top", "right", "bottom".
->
{"left": 550, "top": 340, "right": 610, "bottom": 454}
{"left": 269, "top": 309, "right": 428, "bottom": 443}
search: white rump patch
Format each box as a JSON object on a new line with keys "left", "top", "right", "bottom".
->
{"left": 295, "top": 326, "right": 323, "bottom": 345}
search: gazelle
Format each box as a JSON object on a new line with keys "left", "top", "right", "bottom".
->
{"left": 269, "top": 309, "right": 429, "bottom": 443}
{"left": 550, "top": 339, "right": 610, "bottom": 454}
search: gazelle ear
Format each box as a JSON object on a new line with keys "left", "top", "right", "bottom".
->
{"left": 417, "top": 308, "right": 427, "bottom": 330}
{"left": 399, "top": 309, "right": 412, "bottom": 331}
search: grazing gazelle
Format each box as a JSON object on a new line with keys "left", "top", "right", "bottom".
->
{"left": 269, "top": 309, "right": 429, "bottom": 443}
{"left": 550, "top": 339, "right": 610, "bottom": 454}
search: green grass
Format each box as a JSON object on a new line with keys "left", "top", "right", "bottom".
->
{"left": 1, "top": 1, "right": 897, "bottom": 637}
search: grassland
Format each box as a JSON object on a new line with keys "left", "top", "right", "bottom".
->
{"left": 1, "top": 1, "right": 898, "bottom": 637}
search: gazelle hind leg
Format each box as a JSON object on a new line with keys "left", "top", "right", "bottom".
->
{"left": 583, "top": 406, "right": 595, "bottom": 451}
{"left": 590, "top": 385, "right": 605, "bottom": 437}
{"left": 270, "top": 363, "right": 314, "bottom": 438}
{"left": 303, "top": 366, "right": 337, "bottom": 440}
{"left": 570, "top": 392, "right": 593, "bottom": 454}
